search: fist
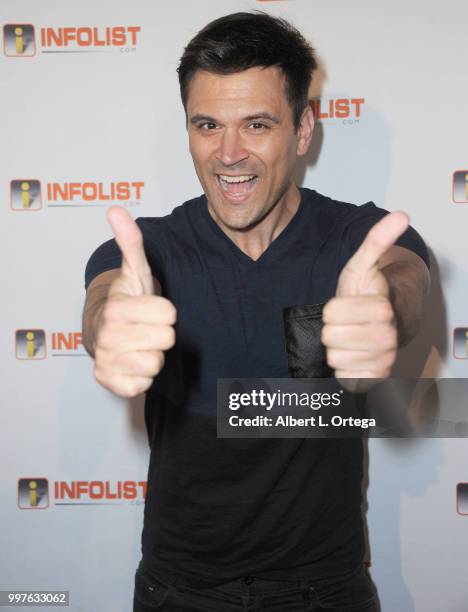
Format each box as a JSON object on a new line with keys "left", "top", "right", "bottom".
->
{"left": 93, "top": 206, "right": 177, "bottom": 398}
{"left": 321, "top": 211, "right": 409, "bottom": 390}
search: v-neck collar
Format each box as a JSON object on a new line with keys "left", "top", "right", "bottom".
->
{"left": 200, "top": 189, "right": 306, "bottom": 267}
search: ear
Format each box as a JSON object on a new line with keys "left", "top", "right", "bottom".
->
{"left": 296, "top": 104, "right": 314, "bottom": 156}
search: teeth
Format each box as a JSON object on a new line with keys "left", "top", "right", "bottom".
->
{"left": 218, "top": 175, "right": 256, "bottom": 183}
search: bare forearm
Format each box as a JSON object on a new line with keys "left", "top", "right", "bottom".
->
{"left": 380, "top": 260, "right": 430, "bottom": 348}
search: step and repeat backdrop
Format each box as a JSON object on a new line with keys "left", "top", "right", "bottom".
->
{"left": 1, "top": 0, "right": 467, "bottom": 610}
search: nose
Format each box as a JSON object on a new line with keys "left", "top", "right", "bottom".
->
{"left": 215, "top": 127, "right": 249, "bottom": 168}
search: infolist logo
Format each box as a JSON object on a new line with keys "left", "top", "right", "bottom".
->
{"left": 10, "top": 179, "right": 144, "bottom": 210}
{"left": 54, "top": 480, "right": 147, "bottom": 505}
{"left": 10, "top": 180, "right": 42, "bottom": 211}
{"left": 452, "top": 170, "right": 468, "bottom": 204}
{"left": 3, "top": 24, "right": 36, "bottom": 57}
{"left": 46, "top": 181, "right": 144, "bottom": 207}
{"left": 3, "top": 24, "right": 141, "bottom": 56}
{"left": 15, "top": 330, "right": 87, "bottom": 358}
{"left": 18, "top": 478, "right": 49, "bottom": 509}
{"left": 17, "top": 479, "right": 146, "bottom": 508}
{"left": 453, "top": 327, "right": 468, "bottom": 359}
{"left": 15, "top": 329, "right": 46, "bottom": 360}
{"left": 50, "top": 332, "right": 84, "bottom": 355}
{"left": 456, "top": 483, "right": 468, "bottom": 515}
{"left": 41, "top": 26, "right": 140, "bottom": 51}
{"left": 310, "top": 97, "right": 365, "bottom": 125}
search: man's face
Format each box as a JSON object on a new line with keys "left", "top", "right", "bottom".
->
{"left": 186, "top": 66, "right": 312, "bottom": 230}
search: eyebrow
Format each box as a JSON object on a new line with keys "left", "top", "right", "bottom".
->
{"left": 189, "top": 112, "right": 281, "bottom": 125}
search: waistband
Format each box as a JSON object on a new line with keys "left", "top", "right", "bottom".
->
{"left": 137, "top": 558, "right": 366, "bottom": 596}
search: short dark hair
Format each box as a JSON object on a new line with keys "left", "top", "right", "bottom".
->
{"left": 177, "top": 11, "right": 317, "bottom": 131}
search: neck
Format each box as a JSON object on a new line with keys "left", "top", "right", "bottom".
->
{"left": 209, "top": 183, "right": 301, "bottom": 261}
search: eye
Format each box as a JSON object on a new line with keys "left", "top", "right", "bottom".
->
{"left": 248, "top": 122, "right": 269, "bottom": 130}
{"left": 198, "top": 122, "right": 218, "bottom": 130}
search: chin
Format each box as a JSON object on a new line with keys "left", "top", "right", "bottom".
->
{"left": 204, "top": 184, "right": 267, "bottom": 228}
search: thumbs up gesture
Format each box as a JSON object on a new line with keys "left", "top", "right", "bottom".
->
{"left": 321, "top": 211, "right": 410, "bottom": 388}
{"left": 92, "top": 206, "right": 177, "bottom": 398}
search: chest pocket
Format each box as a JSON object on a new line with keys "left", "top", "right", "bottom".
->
{"left": 282, "top": 303, "right": 333, "bottom": 378}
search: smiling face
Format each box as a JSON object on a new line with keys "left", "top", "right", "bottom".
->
{"left": 186, "top": 66, "right": 314, "bottom": 232}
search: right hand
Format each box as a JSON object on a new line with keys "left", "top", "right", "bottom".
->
{"left": 93, "top": 206, "right": 177, "bottom": 398}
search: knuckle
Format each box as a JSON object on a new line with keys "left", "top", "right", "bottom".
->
{"left": 384, "top": 327, "right": 398, "bottom": 349}
{"left": 326, "top": 349, "right": 338, "bottom": 368}
{"left": 157, "top": 325, "right": 174, "bottom": 349}
{"left": 115, "top": 377, "right": 145, "bottom": 398}
{"left": 384, "top": 350, "right": 397, "bottom": 368}
{"left": 378, "top": 367, "right": 392, "bottom": 379}
{"left": 148, "top": 355, "right": 159, "bottom": 375}
{"left": 150, "top": 351, "right": 164, "bottom": 374}
{"left": 164, "top": 326, "right": 176, "bottom": 348}
{"left": 156, "top": 351, "right": 165, "bottom": 372}
{"left": 373, "top": 351, "right": 395, "bottom": 372}
{"left": 321, "top": 324, "right": 331, "bottom": 346}
{"left": 378, "top": 299, "right": 394, "bottom": 322}
{"left": 167, "top": 304, "right": 177, "bottom": 324}
{"left": 158, "top": 297, "right": 177, "bottom": 323}
{"left": 374, "top": 325, "right": 396, "bottom": 349}
{"left": 124, "top": 380, "right": 142, "bottom": 398}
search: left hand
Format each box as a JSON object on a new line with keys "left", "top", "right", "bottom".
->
{"left": 321, "top": 211, "right": 410, "bottom": 388}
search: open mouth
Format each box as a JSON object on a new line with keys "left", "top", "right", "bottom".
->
{"left": 216, "top": 174, "right": 259, "bottom": 199}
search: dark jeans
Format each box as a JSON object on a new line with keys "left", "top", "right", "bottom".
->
{"left": 133, "top": 561, "right": 380, "bottom": 611}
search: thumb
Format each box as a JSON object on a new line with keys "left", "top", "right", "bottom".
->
{"left": 337, "top": 211, "right": 410, "bottom": 296}
{"left": 107, "top": 206, "right": 154, "bottom": 296}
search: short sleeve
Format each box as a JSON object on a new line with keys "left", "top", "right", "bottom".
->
{"left": 343, "top": 202, "right": 430, "bottom": 269}
{"left": 84, "top": 217, "right": 165, "bottom": 290}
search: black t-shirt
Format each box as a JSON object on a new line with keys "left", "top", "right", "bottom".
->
{"left": 84, "top": 187, "right": 429, "bottom": 589}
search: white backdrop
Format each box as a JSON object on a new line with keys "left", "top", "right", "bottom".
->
{"left": 1, "top": 1, "right": 467, "bottom": 611}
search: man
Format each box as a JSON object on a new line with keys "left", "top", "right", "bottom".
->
{"left": 82, "top": 11, "right": 430, "bottom": 611}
